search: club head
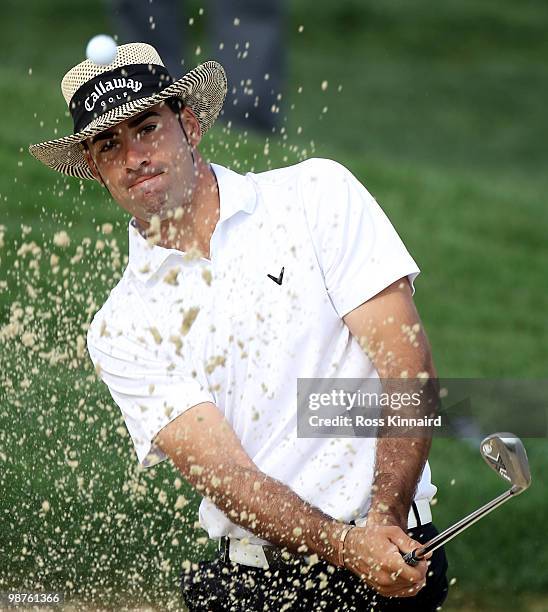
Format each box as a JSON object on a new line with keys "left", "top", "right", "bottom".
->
{"left": 480, "top": 433, "right": 531, "bottom": 493}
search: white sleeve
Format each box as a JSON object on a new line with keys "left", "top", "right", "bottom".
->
{"left": 301, "top": 158, "right": 420, "bottom": 318}
{"left": 86, "top": 312, "right": 214, "bottom": 468}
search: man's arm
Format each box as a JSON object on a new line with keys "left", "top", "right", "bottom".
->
{"left": 155, "top": 399, "right": 428, "bottom": 597}
{"left": 339, "top": 277, "right": 436, "bottom": 596}
{"left": 343, "top": 276, "right": 438, "bottom": 528}
{"left": 154, "top": 401, "right": 345, "bottom": 566}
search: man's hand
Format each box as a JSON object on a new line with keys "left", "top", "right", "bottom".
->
{"left": 343, "top": 520, "right": 431, "bottom": 598}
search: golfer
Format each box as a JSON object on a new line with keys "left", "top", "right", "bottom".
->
{"left": 30, "top": 44, "right": 449, "bottom": 611}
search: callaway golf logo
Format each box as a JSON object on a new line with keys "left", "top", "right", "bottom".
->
{"left": 267, "top": 266, "right": 285, "bottom": 286}
{"left": 85, "top": 77, "right": 143, "bottom": 112}
{"left": 482, "top": 442, "right": 511, "bottom": 482}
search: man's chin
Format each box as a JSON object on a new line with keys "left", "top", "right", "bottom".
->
{"left": 136, "top": 195, "right": 172, "bottom": 220}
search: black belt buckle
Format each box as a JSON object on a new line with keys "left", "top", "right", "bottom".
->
{"left": 263, "top": 546, "right": 281, "bottom": 568}
{"left": 219, "top": 536, "right": 230, "bottom": 563}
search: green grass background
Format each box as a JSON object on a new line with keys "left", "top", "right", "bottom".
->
{"left": 1, "top": 0, "right": 547, "bottom": 610}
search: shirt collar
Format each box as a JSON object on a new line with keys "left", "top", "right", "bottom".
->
{"left": 212, "top": 162, "right": 258, "bottom": 221}
{"left": 128, "top": 162, "right": 257, "bottom": 280}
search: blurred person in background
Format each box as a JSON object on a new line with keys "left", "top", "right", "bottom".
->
{"left": 108, "top": 0, "right": 286, "bottom": 132}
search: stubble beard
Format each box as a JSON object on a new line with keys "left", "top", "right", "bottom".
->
{"left": 141, "top": 172, "right": 197, "bottom": 224}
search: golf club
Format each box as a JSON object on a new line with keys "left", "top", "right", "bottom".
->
{"left": 402, "top": 432, "right": 531, "bottom": 566}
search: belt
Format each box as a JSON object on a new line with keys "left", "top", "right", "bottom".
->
{"left": 218, "top": 499, "right": 432, "bottom": 569}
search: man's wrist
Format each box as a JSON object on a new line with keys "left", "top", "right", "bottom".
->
{"left": 317, "top": 521, "right": 352, "bottom": 568}
{"left": 337, "top": 524, "right": 356, "bottom": 568}
{"left": 367, "top": 501, "right": 409, "bottom": 530}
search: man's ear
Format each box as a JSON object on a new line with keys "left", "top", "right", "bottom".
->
{"left": 181, "top": 106, "right": 202, "bottom": 147}
{"left": 81, "top": 143, "right": 104, "bottom": 185}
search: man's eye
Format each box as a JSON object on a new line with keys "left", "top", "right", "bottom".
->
{"left": 141, "top": 124, "right": 157, "bottom": 135}
{"left": 100, "top": 141, "right": 115, "bottom": 153}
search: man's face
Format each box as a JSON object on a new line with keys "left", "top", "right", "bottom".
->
{"left": 84, "top": 102, "right": 199, "bottom": 222}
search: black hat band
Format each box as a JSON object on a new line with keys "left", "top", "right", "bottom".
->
{"left": 69, "top": 64, "right": 173, "bottom": 132}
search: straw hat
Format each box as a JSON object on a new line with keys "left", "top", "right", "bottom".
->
{"left": 28, "top": 43, "right": 227, "bottom": 180}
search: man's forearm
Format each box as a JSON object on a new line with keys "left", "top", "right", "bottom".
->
{"left": 176, "top": 457, "right": 346, "bottom": 566}
{"left": 369, "top": 372, "right": 440, "bottom": 528}
{"left": 369, "top": 436, "right": 431, "bottom": 528}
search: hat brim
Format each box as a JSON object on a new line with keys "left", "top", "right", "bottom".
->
{"left": 28, "top": 61, "right": 227, "bottom": 180}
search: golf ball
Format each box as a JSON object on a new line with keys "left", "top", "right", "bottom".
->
{"left": 86, "top": 35, "right": 117, "bottom": 65}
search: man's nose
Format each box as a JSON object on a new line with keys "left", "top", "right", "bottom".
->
{"left": 124, "top": 138, "right": 150, "bottom": 172}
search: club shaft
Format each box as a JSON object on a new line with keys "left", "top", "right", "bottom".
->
{"left": 414, "top": 488, "right": 517, "bottom": 558}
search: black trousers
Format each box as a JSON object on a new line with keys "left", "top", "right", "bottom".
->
{"left": 180, "top": 522, "right": 449, "bottom": 611}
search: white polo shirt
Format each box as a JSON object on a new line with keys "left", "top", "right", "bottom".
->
{"left": 87, "top": 158, "right": 437, "bottom": 543}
